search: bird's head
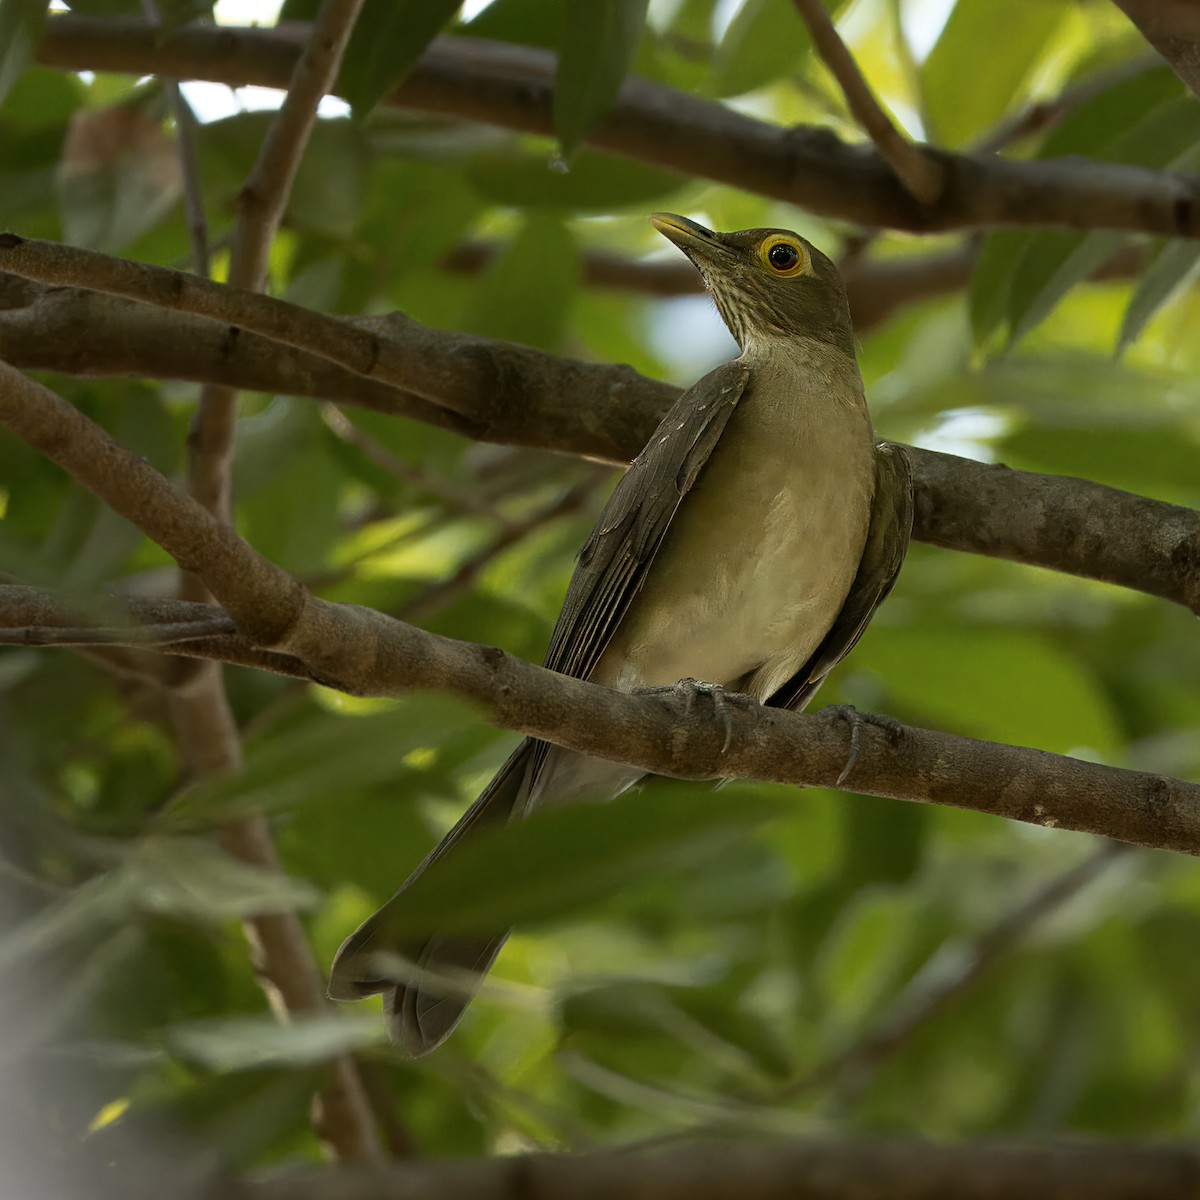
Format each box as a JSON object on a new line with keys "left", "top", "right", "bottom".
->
{"left": 650, "top": 213, "right": 854, "bottom": 356}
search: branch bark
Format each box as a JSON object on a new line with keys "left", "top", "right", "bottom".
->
{"left": 33, "top": 17, "right": 1200, "bottom": 239}
{"left": 790, "top": 0, "right": 943, "bottom": 203}
{"left": 3, "top": 363, "right": 1200, "bottom": 858}
{"left": 1114, "top": 0, "right": 1200, "bottom": 99}
{"left": 3, "top": 237, "right": 1196, "bottom": 614}
{"left": 117, "top": 1136, "right": 1200, "bottom": 1200}
{"left": 130, "top": 0, "right": 384, "bottom": 1164}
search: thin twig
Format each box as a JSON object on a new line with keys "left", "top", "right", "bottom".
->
{"left": 0, "top": 616, "right": 236, "bottom": 646}
{"left": 141, "top": 0, "right": 385, "bottom": 1164}
{"left": 139, "top": 0, "right": 209, "bottom": 274}
{"left": 397, "top": 478, "right": 599, "bottom": 625}
{"left": 321, "top": 403, "right": 505, "bottom": 524}
{"left": 790, "top": 0, "right": 943, "bottom": 203}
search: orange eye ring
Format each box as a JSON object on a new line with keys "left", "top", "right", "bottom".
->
{"left": 760, "top": 235, "right": 808, "bottom": 277}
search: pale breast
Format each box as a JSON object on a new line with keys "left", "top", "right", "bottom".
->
{"left": 595, "top": 351, "right": 875, "bottom": 701}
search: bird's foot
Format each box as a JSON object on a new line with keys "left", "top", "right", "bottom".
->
{"left": 636, "top": 678, "right": 759, "bottom": 754}
{"left": 824, "top": 705, "right": 904, "bottom": 787}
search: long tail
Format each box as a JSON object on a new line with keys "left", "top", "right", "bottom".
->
{"left": 328, "top": 740, "right": 536, "bottom": 1057}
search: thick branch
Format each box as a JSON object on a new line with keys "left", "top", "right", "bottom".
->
{"left": 123, "top": 0, "right": 381, "bottom": 1163}
{"left": 3, "top": 238, "right": 1196, "bottom": 613}
{"left": 34, "top": 18, "right": 1200, "bottom": 239}
{"left": 1114, "top": 0, "right": 1200, "bottom": 99}
{"left": 790, "top": 0, "right": 943, "bottom": 202}
{"left": 125, "top": 1136, "right": 1200, "bottom": 1200}
{"left": 3, "top": 364, "right": 1200, "bottom": 858}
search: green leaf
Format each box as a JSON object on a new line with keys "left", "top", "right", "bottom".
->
{"left": 123, "top": 837, "right": 320, "bottom": 922}
{"left": 465, "top": 148, "right": 686, "bottom": 211}
{"left": 463, "top": 0, "right": 561, "bottom": 48}
{"left": 338, "top": 0, "right": 462, "bottom": 115}
{"left": 164, "top": 698, "right": 475, "bottom": 827}
{"left": 708, "top": 0, "right": 825, "bottom": 98}
{"left": 1001, "top": 425, "right": 1200, "bottom": 508}
{"left": 554, "top": 0, "right": 650, "bottom": 158}
{"left": 56, "top": 107, "right": 182, "bottom": 253}
{"left": 466, "top": 216, "right": 580, "bottom": 351}
{"left": 1003, "top": 230, "right": 1123, "bottom": 349}
{"left": 1117, "top": 239, "right": 1200, "bottom": 352}
{"left": 1037, "top": 65, "right": 1180, "bottom": 160}
{"left": 0, "top": 67, "right": 82, "bottom": 130}
{"left": 817, "top": 888, "right": 918, "bottom": 1028}
{"left": 370, "top": 786, "right": 787, "bottom": 940}
{"left": 863, "top": 626, "right": 1122, "bottom": 756}
{"left": 167, "top": 1012, "right": 384, "bottom": 1071}
{"left": 0, "top": 0, "right": 47, "bottom": 106}
{"left": 839, "top": 793, "right": 926, "bottom": 888}
{"left": 970, "top": 95, "right": 1200, "bottom": 349}
{"left": 922, "top": 0, "right": 1066, "bottom": 148}
{"left": 0, "top": 872, "right": 137, "bottom": 971}
{"left": 967, "top": 230, "right": 1028, "bottom": 349}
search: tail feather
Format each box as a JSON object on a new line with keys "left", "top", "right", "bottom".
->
{"left": 328, "top": 740, "right": 536, "bottom": 1056}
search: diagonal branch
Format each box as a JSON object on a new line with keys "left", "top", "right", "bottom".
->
{"left": 143, "top": 0, "right": 385, "bottom": 1166}
{"left": 88, "top": 1128, "right": 1200, "bottom": 1200}
{"left": 3, "top": 236, "right": 1197, "bottom": 615}
{"left": 34, "top": 18, "right": 1200, "bottom": 239}
{"left": 790, "top": 0, "right": 943, "bottom": 203}
{"left": 1114, "top": 0, "right": 1200, "bottom": 99}
{"left": 3, "top": 362, "right": 1200, "bottom": 859}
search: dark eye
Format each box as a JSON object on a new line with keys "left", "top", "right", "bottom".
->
{"left": 767, "top": 241, "right": 799, "bottom": 272}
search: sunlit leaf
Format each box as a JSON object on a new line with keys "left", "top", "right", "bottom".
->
{"left": 708, "top": 0, "right": 812, "bottom": 98}
{"left": 922, "top": 0, "right": 1065, "bottom": 148}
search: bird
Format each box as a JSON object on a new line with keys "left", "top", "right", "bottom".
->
{"left": 328, "top": 213, "right": 913, "bottom": 1056}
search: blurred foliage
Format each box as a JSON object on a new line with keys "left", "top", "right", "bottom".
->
{"left": 2, "top": 0, "right": 1200, "bottom": 1173}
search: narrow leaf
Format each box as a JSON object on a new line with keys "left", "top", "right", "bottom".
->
{"left": 1004, "top": 230, "right": 1122, "bottom": 348}
{"left": 554, "top": 0, "right": 650, "bottom": 158}
{"left": 0, "top": 0, "right": 47, "bottom": 106}
{"left": 125, "top": 837, "right": 320, "bottom": 922}
{"left": 167, "top": 1012, "right": 384, "bottom": 1071}
{"left": 163, "top": 697, "right": 471, "bottom": 827}
{"left": 1118, "top": 240, "right": 1200, "bottom": 352}
{"left": 922, "top": 0, "right": 1065, "bottom": 148}
{"left": 337, "top": 0, "right": 462, "bottom": 115}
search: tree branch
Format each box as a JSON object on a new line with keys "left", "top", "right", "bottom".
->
{"left": 33, "top": 18, "right": 1200, "bottom": 239}
{"left": 110, "top": 1136, "right": 1200, "bottom": 1200}
{"left": 1114, "top": 0, "right": 1200, "bottom": 99}
{"left": 790, "top": 0, "right": 943, "bottom": 203}
{"left": 3, "top": 363, "right": 1200, "bottom": 858}
{"left": 3, "top": 236, "right": 1196, "bottom": 614}
{"left": 138, "top": 0, "right": 384, "bottom": 1164}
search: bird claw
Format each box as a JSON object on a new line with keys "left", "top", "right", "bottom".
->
{"left": 825, "top": 704, "right": 904, "bottom": 787}
{"left": 636, "top": 678, "right": 758, "bottom": 754}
